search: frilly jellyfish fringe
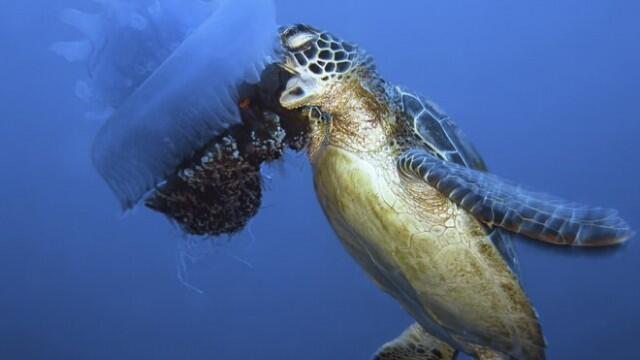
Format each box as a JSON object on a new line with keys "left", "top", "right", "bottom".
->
{"left": 53, "top": 0, "right": 279, "bottom": 209}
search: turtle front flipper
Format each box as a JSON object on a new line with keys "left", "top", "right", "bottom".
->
{"left": 372, "top": 323, "right": 457, "bottom": 360}
{"left": 397, "top": 149, "right": 633, "bottom": 247}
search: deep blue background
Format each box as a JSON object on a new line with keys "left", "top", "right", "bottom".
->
{"left": 1, "top": 1, "right": 638, "bottom": 359}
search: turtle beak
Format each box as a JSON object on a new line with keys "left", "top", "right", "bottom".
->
{"left": 279, "top": 74, "right": 319, "bottom": 109}
{"left": 278, "top": 62, "right": 298, "bottom": 75}
{"left": 277, "top": 55, "right": 300, "bottom": 75}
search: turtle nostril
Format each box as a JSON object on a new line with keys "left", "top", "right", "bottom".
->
{"left": 290, "top": 87, "right": 305, "bottom": 97}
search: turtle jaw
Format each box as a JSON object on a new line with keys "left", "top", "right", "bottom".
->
{"left": 279, "top": 74, "right": 321, "bottom": 110}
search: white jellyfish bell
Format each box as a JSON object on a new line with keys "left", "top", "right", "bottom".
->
{"left": 53, "top": 0, "right": 279, "bottom": 209}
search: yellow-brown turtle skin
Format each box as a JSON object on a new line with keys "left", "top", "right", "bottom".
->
{"left": 304, "top": 73, "right": 544, "bottom": 359}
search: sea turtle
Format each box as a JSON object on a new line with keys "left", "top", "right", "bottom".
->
{"left": 276, "top": 24, "right": 633, "bottom": 359}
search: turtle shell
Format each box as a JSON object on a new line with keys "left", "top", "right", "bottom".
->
{"left": 398, "top": 88, "right": 487, "bottom": 172}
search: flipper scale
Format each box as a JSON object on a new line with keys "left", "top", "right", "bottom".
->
{"left": 398, "top": 149, "right": 633, "bottom": 246}
{"left": 372, "top": 323, "right": 457, "bottom": 360}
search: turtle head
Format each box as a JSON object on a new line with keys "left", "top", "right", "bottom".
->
{"left": 278, "top": 24, "right": 363, "bottom": 109}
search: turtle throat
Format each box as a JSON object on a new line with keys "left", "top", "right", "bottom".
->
{"left": 307, "top": 73, "right": 393, "bottom": 157}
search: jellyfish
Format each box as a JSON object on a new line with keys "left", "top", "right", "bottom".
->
{"left": 54, "top": 0, "right": 281, "bottom": 210}
{"left": 55, "top": 0, "right": 310, "bottom": 236}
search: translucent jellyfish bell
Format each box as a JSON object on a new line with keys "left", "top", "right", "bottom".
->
{"left": 54, "top": 0, "right": 279, "bottom": 209}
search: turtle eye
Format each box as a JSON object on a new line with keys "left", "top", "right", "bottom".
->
{"left": 282, "top": 24, "right": 320, "bottom": 51}
{"left": 286, "top": 32, "right": 317, "bottom": 51}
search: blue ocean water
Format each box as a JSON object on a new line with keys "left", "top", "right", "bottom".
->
{"left": 1, "top": 0, "right": 638, "bottom": 359}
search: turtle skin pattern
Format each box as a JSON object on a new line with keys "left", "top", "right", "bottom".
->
{"left": 372, "top": 324, "right": 457, "bottom": 360}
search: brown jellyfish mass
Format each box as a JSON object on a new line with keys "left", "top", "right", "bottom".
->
{"left": 145, "top": 65, "right": 310, "bottom": 236}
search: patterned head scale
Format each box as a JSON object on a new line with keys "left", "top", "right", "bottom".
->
{"left": 278, "top": 24, "right": 361, "bottom": 108}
